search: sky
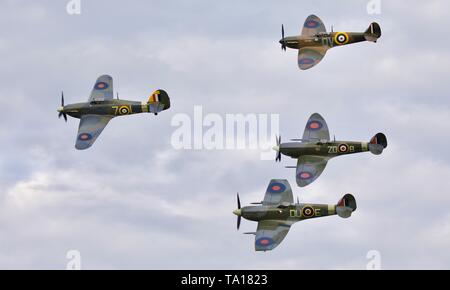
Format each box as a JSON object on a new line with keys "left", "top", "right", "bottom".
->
{"left": 0, "top": 0, "right": 450, "bottom": 269}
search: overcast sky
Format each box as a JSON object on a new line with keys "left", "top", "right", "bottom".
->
{"left": 1, "top": 0, "right": 450, "bottom": 269}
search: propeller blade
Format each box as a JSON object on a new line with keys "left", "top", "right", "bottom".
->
{"left": 237, "top": 216, "right": 241, "bottom": 230}
{"left": 237, "top": 193, "right": 241, "bottom": 209}
{"left": 61, "top": 91, "right": 65, "bottom": 106}
{"left": 63, "top": 113, "right": 67, "bottom": 122}
{"left": 275, "top": 135, "right": 282, "bottom": 162}
{"left": 281, "top": 25, "right": 286, "bottom": 51}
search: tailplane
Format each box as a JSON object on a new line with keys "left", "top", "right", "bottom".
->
{"left": 368, "top": 133, "right": 388, "bottom": 155}
{"left": 336, "top": 194, "right": 357, "bottom": 219}
{"left": 364, "top": 22, "right": 382, "bottom": 42}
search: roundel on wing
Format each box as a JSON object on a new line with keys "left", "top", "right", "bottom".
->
{"left": 307, "top": 121, "right": 323, "bottom": 131}
{"left": 268, "top": 182, "right": 286, "bottom": 194}
{"left": 95, "top": 82, "right": 109, "bottom": 90}
{"left": 78, "top": 133, "right": 93, "bottom": 141}
{"left": 305, "top": 20, "right": 320, "bottom": 29}
{"left": 298, "top": 171, "right": 313, "bottom": 180}
{"left": 299, "top": 58, "right": 315, "bottom": 65}
{"left": 256, "top": 237, "right": 274, "bottom": 247}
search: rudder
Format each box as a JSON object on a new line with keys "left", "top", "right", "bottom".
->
{"left": 364, "top": 22, "right": 382, "bottom": 42}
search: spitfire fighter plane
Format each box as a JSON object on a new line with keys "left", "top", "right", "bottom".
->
{"left": 279, "top": 15, "right": 382, "bottom": 70}
{"left": 234, "top": 179, "right": 357, "bottom": 251}
{"left": 273, "top": 113, "right": 387, "bottom": 187}
{"left": 57, "top": 75, "right": 170, "bottom": 150}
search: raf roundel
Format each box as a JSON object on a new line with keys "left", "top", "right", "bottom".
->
{"left": 339, "top": 144, "right": 349, "bottom": 153}
{"left": 305, "top": 20, "right": 320, "bottom": 29}
{"left": 302, "top": 206, "right": 315, "bottom": 218}
{"left": 298, "top": 171, "right": 313, "bottom": 180}
{"left": 334, "top": 32, "right": 349, "bottom": 45}
{"left": 95, "top": 82, "right": 109, "bottom": 90}
{"left": 256, "top": 237, "right": 274, "bottom": 247}
{"left": 308, "top": 121, "right": 323, "bottom": 131}
{"left": 299, "top": 58, "right": 315, "bottom": 65}
{"left": 78, "top": 133, "right": 93, "bottom": 141}
{"left": 268, "top": 182, "right": 286, "bottom": 194}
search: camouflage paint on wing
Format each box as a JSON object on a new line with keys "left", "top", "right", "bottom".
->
{"left": 301, "top": 15, "right": 326, "bottom": 37}
{"left": 296, "top": 155, "right": 328, "bottom": 187}
{"left": 255, "top": 220, "right": 291, "bottom": 252}
{"left": 75, "top": 115, "right": 112, "bottom": 150}
{"left": 298, "top": 47, "right": 328, "bottom": 70}
{"left": 263, "top": 179, "right": 294, "bottom": 206}
{"left": 302, "top": 113, "right": 330, "bottom": 141}
{"left": 89, "top": 75, "right": 114, "bottom": 102}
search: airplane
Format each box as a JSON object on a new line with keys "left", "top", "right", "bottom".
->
{"left": 279, "top": 15, "right": 382, "bottom": 70}
{"left": 233, "top": 179, "right": 357, "bottom": 252}
{"left": 57, "top": 75, "right": 171, "bottom": 150}
{"left": 273, "top": 113, "right": 387, "bottom": 187}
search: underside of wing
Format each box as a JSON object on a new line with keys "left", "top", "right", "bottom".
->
{"left": 298, "top": 47, "right": 328, "bottom": 70}
{"left": 89, "top": 75, "right": 113, "bottom": 102}
{"left": 301, "top": 14, "right": 326, "bottom": 37}
{"left": 263, "top": 179, "right": 294, "bottom": 206}
{"left": 296, "top": 155, "right": 328, "bottom": 187}
{"left": 75, "top": 115, "right": 112, "bottom": 150}
{"left": 255, "top": 220, "right": 291, "bottom": 252}
{"left": 302, "top": 113, "right": 330, "bottom": 141}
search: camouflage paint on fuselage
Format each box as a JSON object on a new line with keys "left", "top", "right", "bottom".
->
{"left": 63, "top": 99, "right": 158, "bottom": 119}
{"left": 283, "top": 32, "right": 367, "bottom": 50}
{"left": 280, "top": 141, "right": 369, "bottom": 159}
{"left": 241, "top": 203, "right": 336, "bottom": 223}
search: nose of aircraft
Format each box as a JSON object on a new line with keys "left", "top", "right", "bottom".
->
{"left": 272, "top": 145, "right": 280, "bottom": 152}
{"left": 233, "top": 209, "right": 242, "bottom": 216}
{"left": 57, "top": 106, "right": 64, "bottom": 113}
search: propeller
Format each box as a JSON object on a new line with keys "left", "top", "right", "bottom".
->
{"left": 58, "top": 91, "right": 67, "bottom": 122}
{"left": 280, "top": 24, "right": 286, "bottom": 51}
{"left": 236, "top": 193, "right": 242, "bottom": 230}
{"left": 275, "top": 135, "right": 282, "bottom": 162}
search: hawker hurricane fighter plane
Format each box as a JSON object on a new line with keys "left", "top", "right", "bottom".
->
{"left": 279, "top": 15, "right": 382, "bottom": 70}
{"left": 233, "top": 179, "right": 357, "bottom": 252}
{"left": 57, "top": 75, "right": 170, "bottom": 150}
{"left": 273, "top": 113, "right": 387, "bottom": 187}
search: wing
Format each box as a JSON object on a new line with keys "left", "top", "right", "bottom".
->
{"left": 89, "top": 75, "right": 113, "bottom": 102}
{"left": 301, "top": 15, "right": 326, "bottom": 37}
{"left": 255, "top": 220, "right": 292, "bottom": 252}
{"left": 263, "top": 179, "right": 294, "bottom": 206}
{"left": 75, "top": 115, "right": 112, "bottom": 150}
{"left": 298, "top": 47, "right": 328, "bottom": 70}
{"left": 302, "top": 113, "right": 330, "bottom": 141}
{"left": 296, "top": 155, "right": 329, "bottom": 187}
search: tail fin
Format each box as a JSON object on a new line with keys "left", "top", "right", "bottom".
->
{"left": 369, "top": 133, "right": 388, "bottom": 155}
{"left": 147, "top": 89, "right": 171, "bottom": 112}
{"left": 336, "top": 194, "right": 357, "bottom": 219}
{"left": 364, "top": 22, "right": 381, "bottom": 42}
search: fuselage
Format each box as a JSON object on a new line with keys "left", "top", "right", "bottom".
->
{"left": 280, "top": 141, "right": 369, "bottom": 159}
{"left": 58, "top": 99, "right": 154, "bottom": 119}
{"left": 239, "top": 203, "right": 336, "bottom": 224}
{"left": 280, "top": 32, "right": 366, "bottom": 50}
